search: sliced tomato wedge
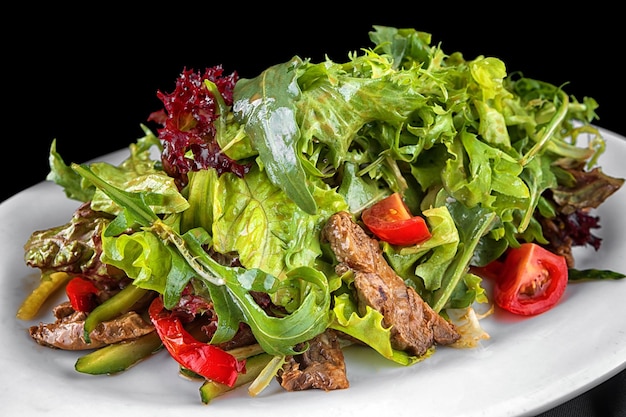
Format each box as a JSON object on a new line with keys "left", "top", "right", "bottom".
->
{"left": 361, "top": 192, "right": 431, "bottom": 246}
{"left": 493, "top": 243, "right": 568, "bottom": 316}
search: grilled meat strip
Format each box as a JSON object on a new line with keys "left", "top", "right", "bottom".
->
{"left": 29, "top": 301, "right": 154, "bottom": 350}
{"left": 322, "top": 211, "right": 460, "bottom": 357}
{"left": 277, "top": 329, "right": 349, "bottom": 391}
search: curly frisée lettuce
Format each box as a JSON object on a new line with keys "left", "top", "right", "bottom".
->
{"left": 22, "top": 25, "right": 624, "bottom": 403}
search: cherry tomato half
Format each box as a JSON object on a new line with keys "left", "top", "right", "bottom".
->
{"left": 361, "top": 192, "right": 431, "bottom": 246}
{"left": 493, "top": 243, "right": 568, "bottom": 316}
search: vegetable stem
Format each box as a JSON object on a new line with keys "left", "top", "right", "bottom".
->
{"left": 199, "top": 353, "right": 275, "bottom": 404}
{"left": 520, "top": 90, "right": 569, "bottom": 166}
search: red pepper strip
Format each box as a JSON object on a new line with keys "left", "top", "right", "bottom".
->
{"left": 148, "top": 297, "right": 246, "bottom": 386}
{"left": 65, "top": 276, "right": 99, "bottom": 312}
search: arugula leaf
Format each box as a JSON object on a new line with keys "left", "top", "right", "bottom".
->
{"left": 233, "top": 57, "right": 317, "bottom": 215}
{"left": 223, "top": 265, "right": 331, "bottom": 356}
{"left": 430, "top": 199, "right": 498, "bottom": 312}
{"left": 568, "top": 269, "right": 626, "bottom": 281}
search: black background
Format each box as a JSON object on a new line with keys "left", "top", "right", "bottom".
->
{"left": 6, "top": 6, "right": 625, "bottom": 416}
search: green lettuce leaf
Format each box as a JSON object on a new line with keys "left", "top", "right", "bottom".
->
{"left": 210, "top": 165, "right": 348, "bottom": 279}
{"left": 329, "top": 293, "right": 425, "bottom": 366}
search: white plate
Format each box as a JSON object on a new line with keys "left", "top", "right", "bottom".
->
{"left": 1, "top": 128, "right": 625, "bottom": 417}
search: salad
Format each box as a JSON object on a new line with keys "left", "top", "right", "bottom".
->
{"left": 17, "top": 26, "right": 625, "bottom": 404}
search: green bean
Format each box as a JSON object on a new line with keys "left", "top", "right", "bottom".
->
{"left": 83, "top": 284, "right": 151, "bottom": 342}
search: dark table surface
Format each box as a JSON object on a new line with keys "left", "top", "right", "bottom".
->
{"left": 537, "top": 370, "right": 625, "bottom": 417}
{"left": 6, "top": 6, "right": 625, "bottom": 416}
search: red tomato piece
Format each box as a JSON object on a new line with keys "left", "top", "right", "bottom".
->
{"left": 493, "top": 243, "right": 568, "bottom": 316}
{"left": 361, "top": 192, "right": 431, "bottom": 246}
{"left": 65, "top": 276, "right": 99, "bottom": 312}
{"left": 471, "top": 259, "right": 504, "bottom": 282}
